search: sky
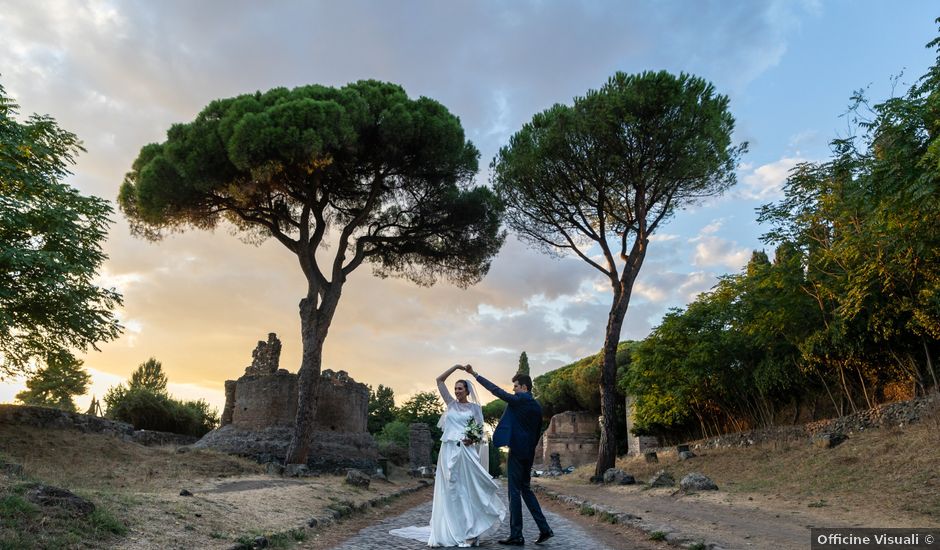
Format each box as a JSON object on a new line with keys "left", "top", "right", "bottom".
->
{"left": 1, "top": 1, "right": 938, "bottom": 412}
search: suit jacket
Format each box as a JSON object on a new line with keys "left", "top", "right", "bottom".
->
{"left": 475, "top": 374, "right": 542, "bottom": 460}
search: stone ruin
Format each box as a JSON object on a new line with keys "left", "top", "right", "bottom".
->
{"left": 535, "top": 410, "right": 600, "bottom": 469}
{"left": 194, "top": 333, "right": 378, "bottom": 471}
{"left": 408, "top": 423, "right": 433, "bottom": 473}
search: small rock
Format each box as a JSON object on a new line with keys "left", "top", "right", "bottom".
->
{"left": 648, "top": 470, "right": 675, "bottom": 488}
{"left": 254, "top": 535, "right": 268, "bottom": 548}
{"left": 25, "top": 484, "right": 95, "bottom": 517}
{"left": 345, "top": 468, "right": 371, "bottom": 489}
{"left": 680, "top": 472, "right": 718, "bottom": 491}
{"left": 307, "top": 517, "right": 319, "bottom": 528}
{"left": 812, "top": 432, "right": 847, "bottom": 449}
{"left": 284, "top": 464, "right": 310, "bottom": 477}
{"left": 176, "top": 446, "right": 191, "bottom": 454}
{"left": 602, "top": 468, "right": 636, "bottom": 485}
{"left": 678, "top": 450, "right": 696, "bottom": 460}
{"left": 265, "top": 462, "right": 285, "bottom": 476}
{"left": 179, "top": 489, "right": 194, "bottom": 497}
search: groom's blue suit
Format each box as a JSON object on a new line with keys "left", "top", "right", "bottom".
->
{"left": 475, "top": 374, "right": 551, "bottom": 542}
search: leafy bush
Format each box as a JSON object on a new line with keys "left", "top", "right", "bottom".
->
{"left": 377, "top": 441, "right": 409, "bottom": 466}
{"left": 104, "top": 386, "right": 218, "bottom": 437}
{"left": 375, "top": 420, "right": 410, "bottom": 447}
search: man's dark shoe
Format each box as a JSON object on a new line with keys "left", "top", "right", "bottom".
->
{"left": 497, "top": 538, "right": 525, "bottom": 546}
{"left": 535, "top": 531, "right": 554, "bottom": 544}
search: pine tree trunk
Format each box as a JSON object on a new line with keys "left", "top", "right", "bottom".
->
{"left": 594, "top": 291, "right": 628, "bottom": 478}
{"left": 286, "top": 287, "right": 342, "bottom": 465}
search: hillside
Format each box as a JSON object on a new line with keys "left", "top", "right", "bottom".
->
{"left": 0, "top": 419, "right": 426, "bottom": 549}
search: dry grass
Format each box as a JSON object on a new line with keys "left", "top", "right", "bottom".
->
{"left": 561, "top": 400, "right": 940, "bottom": 524}
{"left": 0, "top": 424, "right": 428, "bottom": 549}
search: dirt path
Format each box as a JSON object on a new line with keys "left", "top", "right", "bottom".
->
{"left": 535, "top": 477, "right": 921, "bottom": 550}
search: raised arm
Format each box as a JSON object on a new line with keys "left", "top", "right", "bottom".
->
{"left": 466, "top": 365, "right": 520, "bottom": 404}
{"left": 435, "top": 364, "right": 464, "bottom": 405}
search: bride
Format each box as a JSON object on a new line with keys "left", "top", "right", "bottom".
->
{"left": 390, "top": 364, "right": 506, "bottom": 547}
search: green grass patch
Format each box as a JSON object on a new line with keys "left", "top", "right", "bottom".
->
{"left": 0, "top": 484, "right": 127, "bottom": 549}
{"left": 649, "top": 531, "right": 667, "bottom": 541}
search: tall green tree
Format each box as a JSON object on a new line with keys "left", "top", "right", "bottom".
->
{"left": 368, "top": 384, "right": 397, "bottom": 434}
{"left": 493, "top": 71, "right": 744, "bottom": 475}
{"left": 105, "top": 357, "right": 170, "bottom": 413}
{"left": 14, "top": 351, "right": 90, "bottom": 411}
{"left": 0, "top": 83, "right": 122, "bottom": 378}
{"left": 517, "top": 351, "right": 530, "bottom": 376}
{"left": 118, "top": 81, "right": 505, "bottom": 463}
{"left": 396, "top": 390, "right": 444, "bottom": 427}
{"left": 129, "top": 357, "right": 168, "bottom": 394}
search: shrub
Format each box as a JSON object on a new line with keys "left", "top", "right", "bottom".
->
{"left": 104, "top": 386, "right": 218, "bottom": 437}
{"left": 375, "top": 420, "right": 410, "bottom": 447}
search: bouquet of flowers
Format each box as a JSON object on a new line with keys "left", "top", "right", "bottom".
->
{"left": 464, "top": 417, "right": 484, "bottom": 445}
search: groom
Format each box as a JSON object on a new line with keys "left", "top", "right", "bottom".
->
{"left": 465, "top": 365, "right": 554, "bottom": 546}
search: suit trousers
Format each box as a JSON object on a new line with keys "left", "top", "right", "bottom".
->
{"left": 506, "top": 450, "right": 550, "bottom": 540}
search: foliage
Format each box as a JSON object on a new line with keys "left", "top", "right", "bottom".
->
{"left": 537, "top": 341, "right": 635, "bottom": 417}
{"left": 104, "top": 359, "right": 218, "bottom": 436}
{"left": 517, "top": 351, "right": 530, "bottom": 376}
{"left": 118, "top": 79, "right": 505, "bottom": 463}
{"left": 367, "top": 384, "right": 397, "bottom": 434}
{"left": 129, "top": 357, "right": 168, "bottom": 394}
{"left": 481, "top": 399, "right": 506, "bottom": 427}
{"left": 396, "top": 390, "right": 444, "bottom": 427}
{"left": 104, "top": 386, "right": 219, "bottom": 436}
{"left": 374, "top": 419, "right": 410, "bottom": 447}
{"left": 14, "top": 351, "right": 90, "bottom": 411}
{"left": 0, "top": 83, "right": 122, "bottom": 378}
{"left": 487, "top": 439, "right": 503, "bottom": 478}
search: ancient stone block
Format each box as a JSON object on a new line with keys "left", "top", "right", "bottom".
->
{"left": 409, "top": 423, "right": 432, "bottom": 470}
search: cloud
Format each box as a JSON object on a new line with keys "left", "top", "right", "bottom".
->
{"left": 691, "top": 236, "right": 751, "bottom": 271}
{"left": 739, "top": 156, "right": 806, "bottom": 200}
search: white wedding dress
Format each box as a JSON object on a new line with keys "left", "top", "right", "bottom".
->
{"left": 390, "top": 380, "right": 506, "bottom": 547}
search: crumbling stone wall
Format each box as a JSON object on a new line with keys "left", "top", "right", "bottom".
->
{"left": 315, "top": 370, "right": 368, "bottom": 433}
{"left": 244, "top": 333, "right": 282, "bottom": 376}
{"left": 231, "top": 372, "right": 298, "bottom": 430}
{"left": 538, "top": 410, "right": 599, "bottom": 468}
{"left": 200, "top": 333, "right": 377, "bottom": 470}
{"left": 226, "top": 369, "right": 369, "bottom": 433}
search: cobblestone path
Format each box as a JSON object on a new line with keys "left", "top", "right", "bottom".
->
{"left": 330, "top": 483, "right": 617, "bottom": 549}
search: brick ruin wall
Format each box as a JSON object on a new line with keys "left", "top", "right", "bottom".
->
{"left": 219, "top": 333, "right": 369, "bottom": 433}
{"left": 225, "top": 370, "right": 368, "bottom": 433}
{"left": 538, "top": 410, "right": 600, "bottom": 468}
